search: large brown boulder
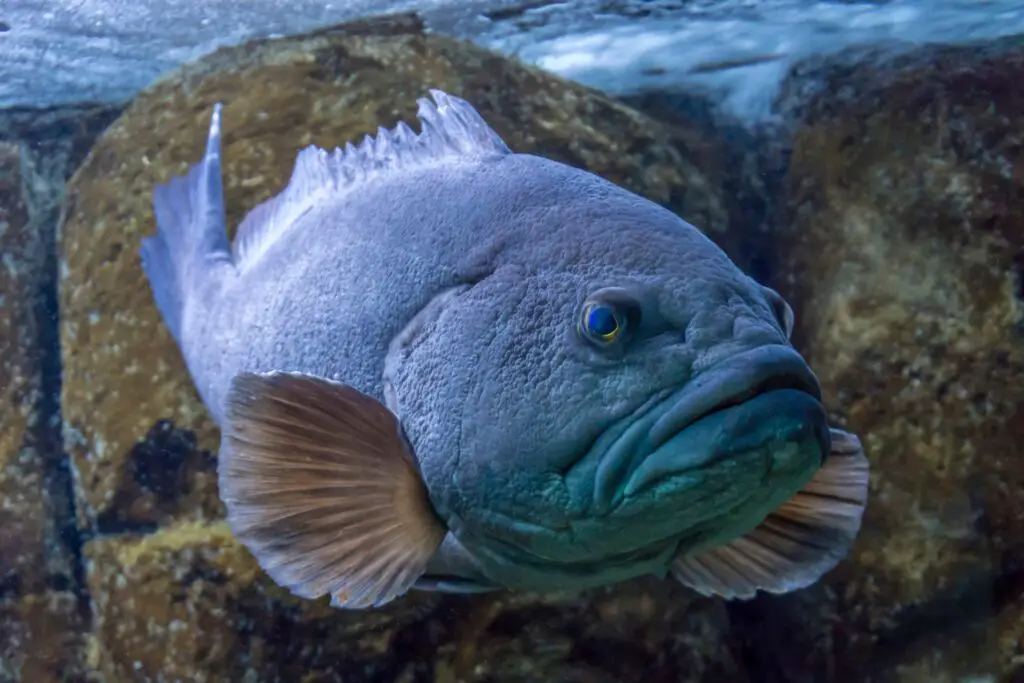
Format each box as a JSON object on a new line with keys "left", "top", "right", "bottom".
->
{"left": 56, "top": 14, "right": 745, "bottom": 681}
{"left": 752, "top": 40, "right": 1024, "bottom": 681}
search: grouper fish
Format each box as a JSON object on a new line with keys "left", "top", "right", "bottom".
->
{"left": 139, "top": 90, "right": 870, "bottom": 609}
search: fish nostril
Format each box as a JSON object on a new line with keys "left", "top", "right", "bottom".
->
{"left": 759, "top": 285, "right": 795, "bottom": 339}
{"left": 680, "top": 320, "right": 691, "bottom": 345}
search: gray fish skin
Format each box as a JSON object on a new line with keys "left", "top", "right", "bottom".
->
{"left": 140, "top": 91, "right": 867, "bottom": 605}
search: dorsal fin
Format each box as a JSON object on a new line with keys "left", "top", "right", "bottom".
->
{"left": 230, "top": 89, "right": 513, "bottom": 271}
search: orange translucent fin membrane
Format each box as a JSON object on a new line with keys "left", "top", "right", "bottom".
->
{"left": 671, "top": 427, "right": 869, "bottom": 599}
{"left": 219, "top": 371, "right": 447, "bottom": 609}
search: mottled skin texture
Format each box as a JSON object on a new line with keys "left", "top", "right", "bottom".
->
{"left": 153, "top": 96, "right": 832, "bottom": 595}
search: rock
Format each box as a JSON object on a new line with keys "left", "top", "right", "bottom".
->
{"left": 0, "top": 140, "right": 67, "bottom": 600}
{"left": 0, "top": 103, "right": 120, "bottom": 682}
{"left": 58, "top": 14, "right": 732, "bottom": 533}
{"left": 749, "top": 40, "right": 1024, "bottom": 681}
{"left": 82, "top": 520, "right": 440, "bottom": 682}
{"left": 0, "top": 592, "right": 88, "bottom": 683}
{"left": 430, "top": 584, "right": 744, "bottom": 683}
{"left": 0, "top": 142, "right": 85, "bottom": 683}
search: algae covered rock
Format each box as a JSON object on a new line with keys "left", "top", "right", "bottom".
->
{"left": 58, "top": 13, "right": 732, "bottom": 535}
{"left": 429, "top": 583, "right": 744, "bottom": 683}
{"left": 83, "top": 520, "right": 439, "bottom": 681}
{"left": 0, "top": 592, "right": 88, "bottom": 682}
{"left": 752, "top": 40, "right": 1024, "bottom": 681}
{"left": 0, "top": 140, "right": 82, "bottom": 683}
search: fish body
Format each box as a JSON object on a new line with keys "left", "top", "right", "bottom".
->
{"left": 140, "top": 91, "right": 869, "bottom": 609}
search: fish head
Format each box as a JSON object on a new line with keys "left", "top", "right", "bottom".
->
{"left": 388, "top": 159, "right": 862, "bottom": 597}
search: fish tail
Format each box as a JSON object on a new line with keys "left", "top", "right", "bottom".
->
{"left": 140, "top": 103, "right": 233, "bottom": 345}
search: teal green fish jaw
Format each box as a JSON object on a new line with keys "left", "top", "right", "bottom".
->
{"left": 567, "top": 387, "right": 828, "bottom": 563}
{"left": 444, "top": 385, "right": 829, "bottom": 594}
{"left": 623, "top": 388, "right": 829, "bottom": 559}
{"left": 590, "top": 344, "right": 824, "bottom": 514}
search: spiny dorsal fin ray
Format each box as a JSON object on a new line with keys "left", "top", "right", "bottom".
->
{"left": 671, "top": 428, "right": 870, "bottom": 600}
{"left": 229, "top": 89, "right": 512, "bottom": 272}
{"left": 140, "top": 102, "right": 232, "bottom": 343}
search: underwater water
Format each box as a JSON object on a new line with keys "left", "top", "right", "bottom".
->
{"left": 1, "top": 0, "right": 1024, "bottom": 682}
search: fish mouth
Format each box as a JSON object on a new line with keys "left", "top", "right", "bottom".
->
{"left": 647, "top": 344, "right": 822, "bottom": 450}
{"left": 592, "top": 344, "right": 827, "bottom": 513}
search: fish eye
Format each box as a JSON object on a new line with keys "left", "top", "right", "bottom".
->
{"left": 578, "top": 288, "right": 642, "bottom": 347}
{"left": 582, "top": 303, "right": 623, "bottom": 344}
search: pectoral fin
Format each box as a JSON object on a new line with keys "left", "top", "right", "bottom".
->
{"left": 219, "top": 371, "right": 447, "bottom": 609}
{"left": 671, "top": 428, "right": 869, "bottom": 599}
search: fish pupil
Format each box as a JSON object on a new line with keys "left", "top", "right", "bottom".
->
{"left": 587, "top": 305, "right": 619, "bottom": 339}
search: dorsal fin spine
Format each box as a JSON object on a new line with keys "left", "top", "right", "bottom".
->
{"left": 228, "top": 90, "right": 512, "bottom": 272}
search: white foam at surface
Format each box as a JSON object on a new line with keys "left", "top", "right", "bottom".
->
{"left": 2, "top": 0, "right": 1024, "bottom": 125}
